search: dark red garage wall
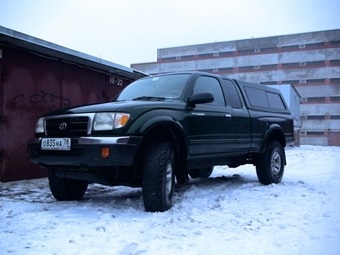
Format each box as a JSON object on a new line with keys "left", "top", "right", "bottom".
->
{"left": 0, "top": 46, "right": 125, "bottom": 182}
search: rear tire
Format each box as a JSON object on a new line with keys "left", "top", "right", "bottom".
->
{"left": 48, "top": 170, "right": 88, "bottom": 201}
{"left": 142, "top": 142, "right": 175, "bottom": 212}
{"left": 188, "top": 167, "right": 214, "bottom": 179}
{"left": 256, "top": 141, "right": 285, "bottom": 185}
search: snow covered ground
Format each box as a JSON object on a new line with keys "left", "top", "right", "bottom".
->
{"left": 1, "top": 145, "right": 340, "bottom": 255}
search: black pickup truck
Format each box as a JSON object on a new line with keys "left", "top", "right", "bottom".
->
{"left": 28, "top": 71, "right": 294, "bottom": 212}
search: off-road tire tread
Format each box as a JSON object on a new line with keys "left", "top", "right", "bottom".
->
{"left": 188, "top": 166, "right": 214, "bottom": 179}
{"left": 49, "top": 170, "right": 88, "bottom": 201}
{"left": 256, "top": 141, "right": 284, "bottom": 185}
{"left": 142, "top": 142, "right": 174, "bottom": 212}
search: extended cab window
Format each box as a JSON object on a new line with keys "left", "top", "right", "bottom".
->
{"left": 193, "top": 76, "right": 225, "bottom": 106}
{"left": 223, "top": 79, "right": 242, "bottom": 108}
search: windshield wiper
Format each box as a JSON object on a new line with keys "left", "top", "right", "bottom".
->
{"left": 132, "top": 96, "right": 166, "bottom": 101}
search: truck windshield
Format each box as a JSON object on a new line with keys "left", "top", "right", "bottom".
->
{"left": 115, "top": 74, "right": 190, "bottom": 101}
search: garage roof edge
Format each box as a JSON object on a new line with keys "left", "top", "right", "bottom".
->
{"left": 0, "top": 26, "right": 148, "bottom": 80}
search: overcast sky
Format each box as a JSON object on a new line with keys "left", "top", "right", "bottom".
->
{"left": 1, "top": 0, "right": 339, "bottom": 67}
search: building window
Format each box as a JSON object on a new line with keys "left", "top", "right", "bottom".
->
{"left": 261, "top": 81, "right": 277, "bottom": 85}
{"left": 306, "top": 42, "right": 325, "bottom": 48}
{"left": 282, "top": 62, "right": 300, "bottom": 67}
{"left": 306, "top": 78, "right": 325, "bottom": 83}
{"left": 260, "top": 47, "right": 277, "bottom": 52}
{"left": 162, "top": 56, "right": 178, "bottom": 61}
{"left": 198, "top": 53, "right": 213, "bottom": 58}
{"left": 306, "top": 61, "right": 325, "bottom": 66}
{"left": 282, "top": 61, "right": 325, "bottom": 68}
{"left": 330, "top": 78, "right": 340, "bottom": 83}
{"left": 219, "top": 67, "right": 234, "bottom": 72}
{"left": 330, "top": 96, "right": 340, "bottom": 101}
{"left": 281, "top": 79, "right": 300, "bottom": 84}
{"left": 306, "top": 97, "right": 326, "bottom": 102}
{"left": 306, "top": 131, "right": 324, "bottom": 136}
{"left": 330, "top": 115, "right": 340, "bottom": 119}
{"left": 330, "top": 40, "right": 340, "bottom": 45}
{"left": 239, "top": 66, "right": 254, "bottom": 70}
{"left": 282, "top": 45, "right": 300, "bottom": 50}
{"left": 219, "top": 51, "right": 233, "bottom": 56}
{"left": 261, "top": 64, "right": 277, "bottom": 69}
{"left": 330, "top": 60, "right": 340, "bottom": 65}
{"left": 302, "top": 131, "right": 326, "bottom": 136}
{"left": 238, "top": 49, "right": 255, "bottom": 54}
{"left": 181, "top": 55, "right": 194, "bottom": 60}
{"left": 307, "top": 115, "right": 325, "bottom": 120}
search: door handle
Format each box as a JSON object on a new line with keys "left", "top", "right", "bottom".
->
{"left": 225, "top": 114, "right": 232, "bottom": 118}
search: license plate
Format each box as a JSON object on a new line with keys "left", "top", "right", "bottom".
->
{"left": 41, "top": 138, "right": 71, "bottom": 151}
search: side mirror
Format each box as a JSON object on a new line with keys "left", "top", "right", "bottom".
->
{"left": 187, "top": 93, "right": 214, "bottom": 105}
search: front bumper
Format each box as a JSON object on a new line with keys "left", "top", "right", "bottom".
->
{"left": 27, "top": 136, "right": 143, "bottom": 168}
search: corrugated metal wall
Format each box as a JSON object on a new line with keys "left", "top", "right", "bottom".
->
{"left": 0, "top": 46, "right": 128, "bottom": 182}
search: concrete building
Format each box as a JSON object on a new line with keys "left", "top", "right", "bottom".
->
{"left": 131, "top": 29, "right": 340, "bottom": 146}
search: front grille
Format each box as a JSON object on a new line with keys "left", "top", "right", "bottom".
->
{"left": 46, "top": 117, "right": 89, "bottom": 137}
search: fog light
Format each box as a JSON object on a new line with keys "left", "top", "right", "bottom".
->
{"left": 101, "top": 147, "right": 110, "bottom": 158}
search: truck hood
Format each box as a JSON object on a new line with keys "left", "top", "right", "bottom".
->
{"left": 44, "top": 100, "right": 185, "bottom": 116}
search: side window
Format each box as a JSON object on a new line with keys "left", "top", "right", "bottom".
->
{"left": 266, "top": 92, "right": 286, "bottom": 110}
{"left": 245, "top": 86, "right": 287, "bottom": 110}
{"left": 193, "top": 76, "right": 225, "bottom": 106}
{"left": 223, "top": 79, "right": 242, "bottom": 108}
{"left": 245, "top": 87, "right": 269, "bottom": 108}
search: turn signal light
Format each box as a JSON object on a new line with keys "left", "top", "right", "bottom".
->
{"left": 101, "top": 147, "right": 109, "bottom": 159}
{"left": 114, "top": 113, "right": 130, "bottom": 128}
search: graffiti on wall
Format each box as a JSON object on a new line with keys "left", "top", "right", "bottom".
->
{"left": 11, "top": 91, "right": 71, "bottom": 112}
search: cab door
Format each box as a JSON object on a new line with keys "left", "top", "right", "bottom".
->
{"left": 222, "top": 79, "right": 251, "bottom": 152}
{"left": 186, "top": 75, "right": 234, "bottom": 157}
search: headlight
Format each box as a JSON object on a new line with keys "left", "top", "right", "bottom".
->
{"left": 93, "top": 113, "right": 115, "bottom": 131}
{"left": 35, "top": 117, "right": 45, "bottom": 133}
{"left": 93, "top": 113, "right": 130, "bottom": 131}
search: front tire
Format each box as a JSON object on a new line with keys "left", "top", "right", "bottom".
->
{"left": 48, "top": 170, "right": 88, "bottom": 201}
{"left": 256, "top": 141, "right": 285, "bottom": 185}
{"left": 142, "top": 142, "right": 175, "bottom": 212}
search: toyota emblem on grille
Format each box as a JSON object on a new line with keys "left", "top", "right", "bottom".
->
{"left": 59, "top": 122, "right": 67, "bottom": 130}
